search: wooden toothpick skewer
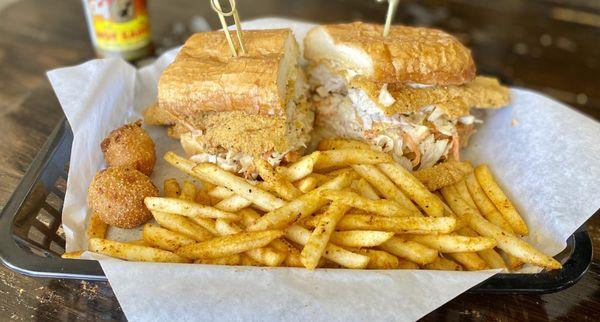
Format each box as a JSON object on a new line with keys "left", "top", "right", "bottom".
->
{"left": 377, "top": 0, "right": 400, "bottom": 37}
{"left": 211, "top": 0, "right": 246, "bottom": 56}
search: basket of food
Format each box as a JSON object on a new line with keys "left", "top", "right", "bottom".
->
{"left": 1, "top": 17, "right": 597, "bottom": 321}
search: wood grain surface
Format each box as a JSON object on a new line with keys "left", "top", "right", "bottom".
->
{"left": 0, "top": 0, "right": 599, "bottom": 321}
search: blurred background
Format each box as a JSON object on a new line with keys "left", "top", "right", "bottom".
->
{"left": 0, "top": 0, "right": 599, "bottom": 117}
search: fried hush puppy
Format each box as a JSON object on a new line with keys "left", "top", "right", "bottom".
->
{"left": 101, "top": 120, "right": 156, "bottom": 176}
{"left": 88, "top": 167, "right": 158, "bottom": 228}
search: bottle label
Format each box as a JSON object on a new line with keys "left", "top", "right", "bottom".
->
{"left": 86, "top": 0, "right": 151, "bottom": 52}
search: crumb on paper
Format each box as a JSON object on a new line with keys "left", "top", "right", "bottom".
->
{"left": 511, "top": 119, "right": 519, "bottom": 126}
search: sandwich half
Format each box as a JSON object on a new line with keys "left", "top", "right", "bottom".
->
{"left": 304, "top": 22, "right": 509, "bottom": 170}
{"left": 153, "top": 29, "right": 313, "bottom": 177}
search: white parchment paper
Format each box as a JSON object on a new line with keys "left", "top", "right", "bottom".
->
{"left": 47, "top": 18, "right": 600, "bottom": 322}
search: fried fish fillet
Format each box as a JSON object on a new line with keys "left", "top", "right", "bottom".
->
{"left": 414, "top": 161, "right": 474, "bottom": 191}
{"left": 351, "top": 76, "right": 510, "bottom": 119}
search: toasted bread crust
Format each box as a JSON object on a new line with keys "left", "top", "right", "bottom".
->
{"left": 351, "top": 76, "right": 510, "bottom": 119}
{"left": 159, "top": 29, "right": 297, "bottom": 119}
{"left": 305, "top": 22, "right": 475, "bottom": 85}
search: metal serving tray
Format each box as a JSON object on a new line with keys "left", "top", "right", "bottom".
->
{"left": 0, "top": 119, "right": 593, "bottom": 293}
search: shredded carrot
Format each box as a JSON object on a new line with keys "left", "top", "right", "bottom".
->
{"left": 403, "top": 133, "right": 421, "bottom": 167}
{"left": 451, "top": 132, "right": 460, "bottom": 161}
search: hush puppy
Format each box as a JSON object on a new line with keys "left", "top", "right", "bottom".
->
{"left": 88, "top": 167, "right": 158, "bottom": 228}
{"left": 101, "top": 120, "right": 156, "bottom": 176}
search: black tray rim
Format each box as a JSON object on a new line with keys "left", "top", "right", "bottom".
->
{"left": 0, "top": 118, "right": 594, "bottom": 292}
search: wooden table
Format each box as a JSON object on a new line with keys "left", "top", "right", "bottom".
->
{"left": 1, "top": 0, "right": 599, "bottom": 320}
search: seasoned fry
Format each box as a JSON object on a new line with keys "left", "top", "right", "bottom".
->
{"left": 176, "top": 230, "right": 284, "bottom": 259}
{"left": 214, "top": 195, "right": 252, "bottom": 212}
{"left": 208, "top": 186, "right": 235, "bottom": 200}
{"left": 320, "top": 189, "right": 410, "bottom": 217}
{"left": 329, "top": 231, "right": 394, "bottom": 247}
{"left": 240, "top": 254, "right": 263, "bottom": 266}
{"left": 61, "top": 251, "right": 83, "bottom": 259}
{"left": 465, "top": 173, "right": 513, "bottom": 232}
{"left": 301, "top": 201, "right": 351, "bottom": 269}
{"left": 414, "top": 161, "right": 473, "bottom": 191}
{"left": 255, "top": 159, "right": 302, "bottom": 201}
{"left": 454, "top": 180, "right": 476, "bottom": 209}
{"left": 458, "top": 226, "right": 508, "bottom": 269}
{"left": 152, "top": 211, "right": 213, "bottom": 242}
{"left": 195, "top": 254, "right": 241, "bottom": 265}
{"left": 424, "top": 257, "right": 463, "bottom": 271}
{"left": 317, "top": 138, "right": 372, "bottom": 151}
{"left": 352, "top": 248, "right": 401, "bottom": 269}
{"left": 478, "top": 249, "right": 508, "bottom": 269}
{"left": 279, "top": 152, "right": 321, "bottom": 181}
{"left": 294, "top": 175, "right": 319, "bottom": 193}
{"left": 352, "top": 178, "right": 380, "bottom": 200}
{"left": 314, "top": 149, "right": 393, "bottom": 170}
{"left": 145, "top": 197, "right": 239, "bottom": 220}
{"left": 336, "top": 214, "right": 457, "bottom": 234}
{"left": 285, "top": 225, "right": 369, "bottom": 269}
{"left": 378, "top": 163, "right": 444, "bottom": 217}
{"left": 179, "top": 181, "right": 197, "bottom": 201}
{"left": 195, "top": 187, "right": 212, "bottom": 205}
{"left": 188, "top": 217, "right": 218, "bottom": 235}
{"left": 379, "top": 237, "right": 438, "bottom": 265}
{"left": 89, "top": 238, "right": 190, "bottom": 263}
{"left": 441, "top": 186, "right": 561, "bottom": 269}
{"left": 86, "top": 212, "right": 108, "bottom": 239}
{"left": 397, "top": 258, "right": 420, "bottom": 269}
{"left": 127, "top": 239, "right": 150, "bottom": 246}
{"left": 446, "top": 252, "right": 488, "bottom": 271}
{"left": 165, "top": 152, "right": 286, "bottom": 211}
{"left": 352, "top": 164, "right": 422, "bottom": 216}
{"left": 248, "top": 171, "right": 354, "bottom": 231}
{"left": 475, "top": 165, "right": 528, "bottom": 235}
{"left": 142, "top": 224, "right": 196, "bottom": 251}
{"left": 214, "top": 218, "right": 287, "bottom": 267}
{"left": 163, "top": 178, "right": 181, "bottom": 198}
{"left": 407, "top": 234, "right": 496, "bottom": 253}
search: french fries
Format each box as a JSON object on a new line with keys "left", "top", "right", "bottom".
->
{"left": 314, "top": 149, "right": 393, "bottom": 170}
{"left": 285, "top": 225, "right": 369, "bottom": 269}
{"left": 446, "top": 252, "right": 488, "bottom": 271}
{"left": 145, "top": 197, "right": 239, "bottom": 220}
{"left": 335, "top": 214, "right": 457, "bottom": 234}
{"left": 329, "top": 231, "right": 394, "bottom": 247}
{"left": 152, "top": 211, "right": 214, "bottom": 242}
{"left": 176, "top": 230, "right": 284, "bottom": 259}
{"left": 320, "top": 189, "right": 410, "bottom": 217}
{"left": 353, "top": 248, "right": 402, "bottom": 269}
{"left": 352, "top": 164, "right": 422, "bottom": 217}
{"left": 163, "top": 178, "right": 181, "bottom": 198}
{"left": 441, "top": 186, "right": 561, "bottom": 269}
{"left": 424, "top": 257, "right": 463, "bottom": 271}
{"left": 407, "top": 234, "right": 497, "bottom": 253}
{"left": 214, "top": 195, "right": 252, "bottom": 212}
{"left": 379, "top": 237, "right": 438, "bottom": 265}
{"left": 377, "top": 163, "right": 444, "bottom": 217}
{"left": 179, "top": 181, "right": 196, "bottom": 201}
{"left": 89, "top": 238, "right": 190, "bottom": 263}
{"left": 61, "top": 251, "right": 83, "bottom": 259}
{"left": 248, "top": 171, "right": 354, "bottom": 231}
{"left": 301, "top": 201, "right": 351, "bottom": 269}
{"left": 255, "top": 159, "right": 302, "bottom": 201}
{"left": 165, "top": 152, "right": 286, "bottom": 211}
{"left": 474, "top": 165, "right": 529, "bottom": 236}
{"left": 351, "top": 178, "right": 380, "bottom": 200}
{"left": 85, "top": 148, "right": 557, "bottom": 274}
{"left": 142, "top": 224, "right": 196, "bottom": 251}
{"left": 86, "top": 212, "right": 108, "bottom": 239}
{"left": 195, "top": 254, "right": 242, "bottom": 266}
{"left": 294, "top": 175, "right": 319, "bottom": 193}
